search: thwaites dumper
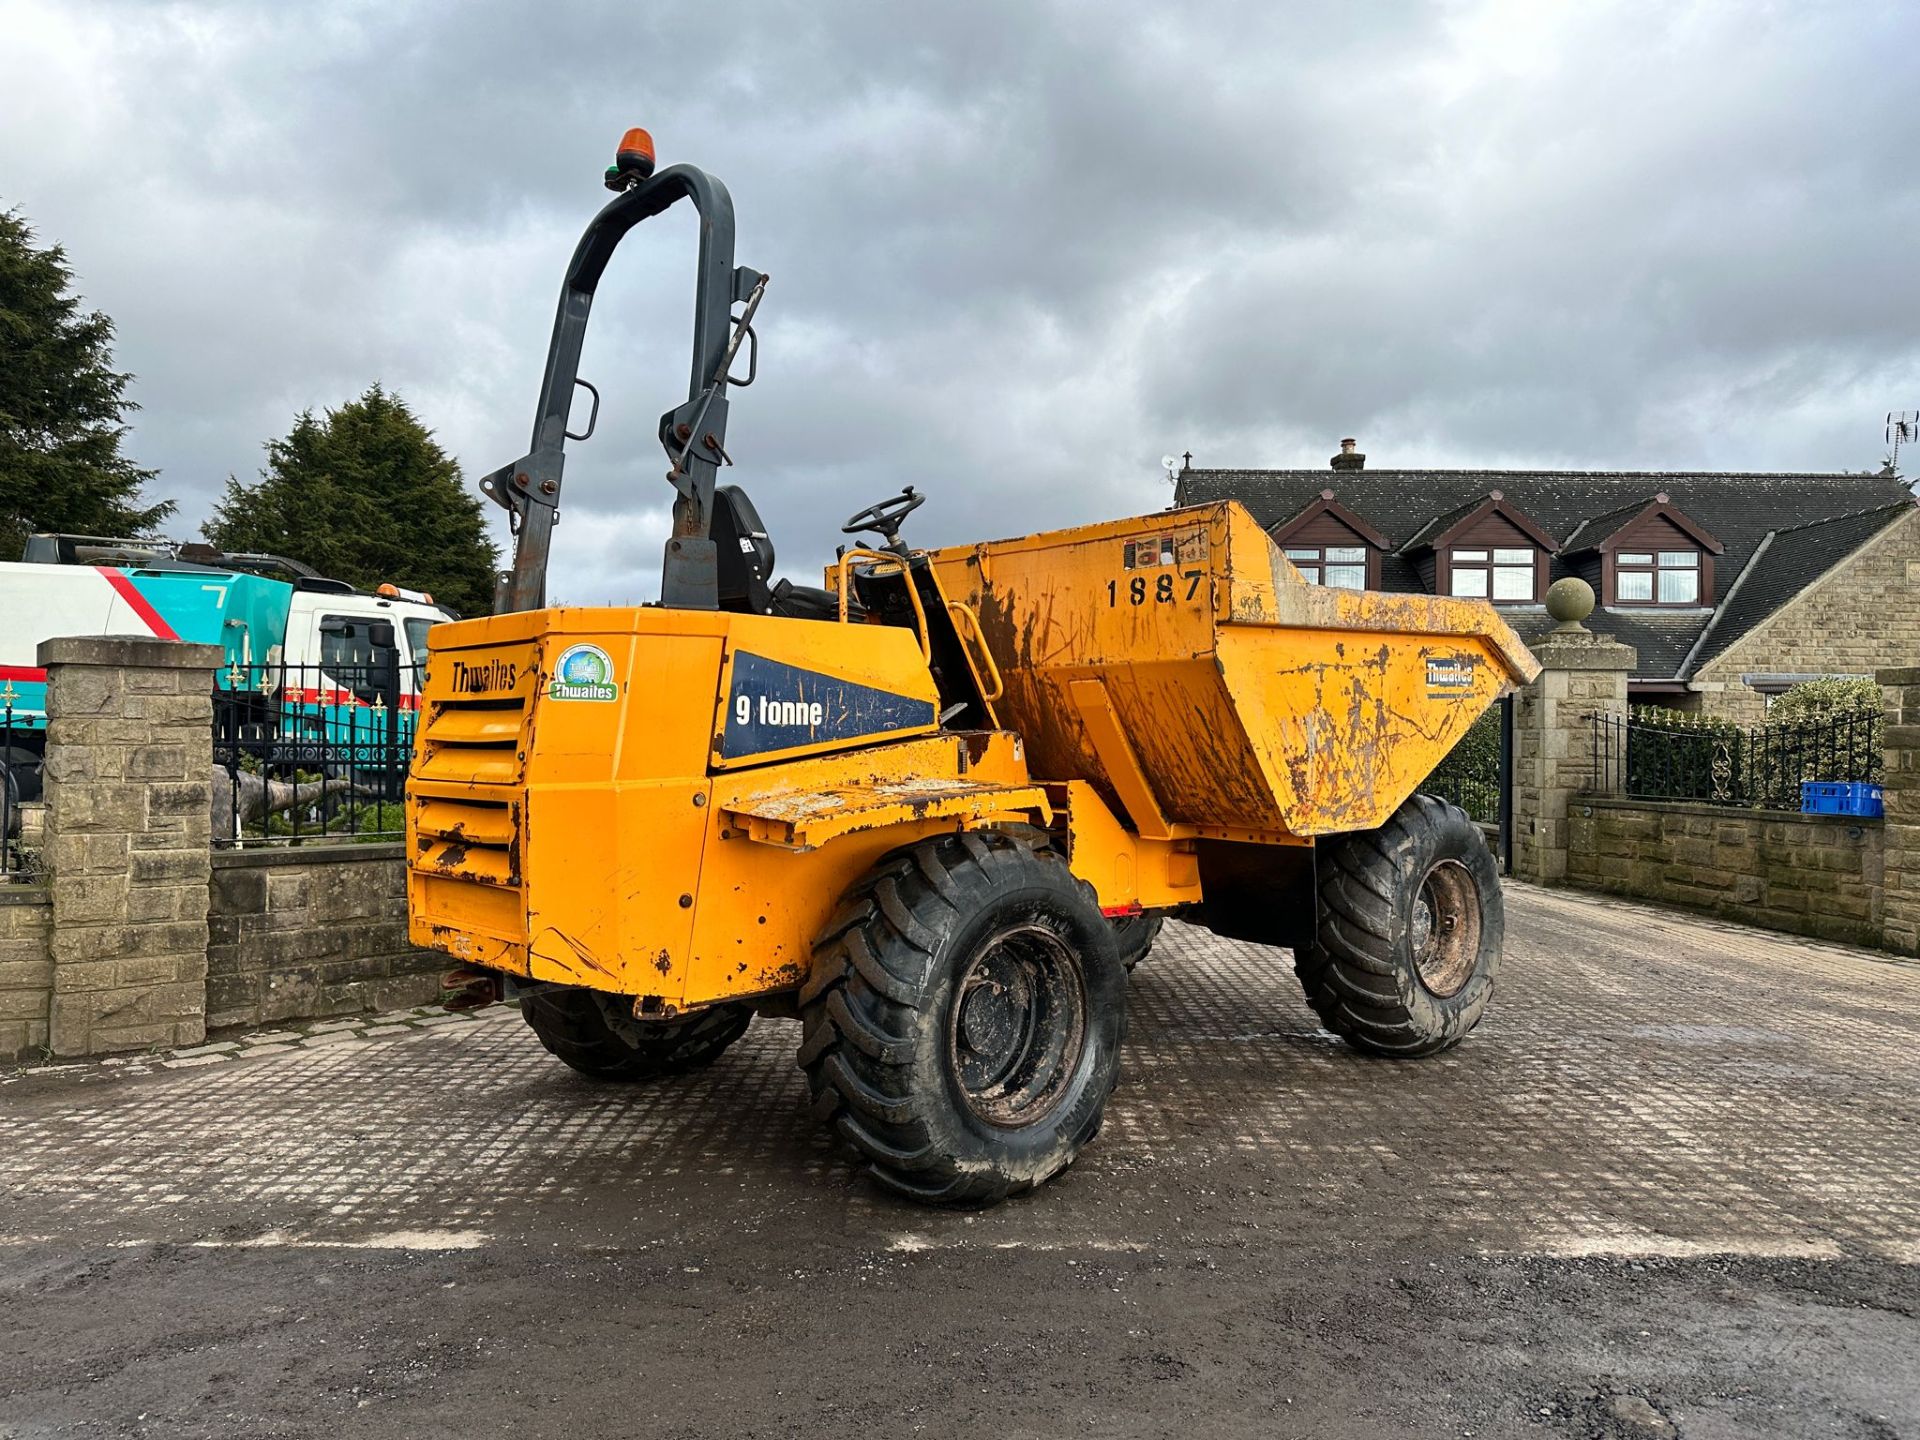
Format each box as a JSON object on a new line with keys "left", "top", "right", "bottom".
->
{"left": 410, "top": 132, "right": 1541, "bottom": 1206}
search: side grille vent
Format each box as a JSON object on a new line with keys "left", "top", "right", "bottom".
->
{"left": 414, "top": 697, "right": 525, "bottom": 786}
{"left": 411, "top": 794, "right": 518, "bottom": 887}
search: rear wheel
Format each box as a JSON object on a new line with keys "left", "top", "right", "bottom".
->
{"left": 799, "top": 831, "right": 1126, "bottom": 1207}
{"left": 1111, "top": 913, "right": 1164, "bottom": 972}
{"left": 1294, "top": 794, "right": 1502, "bottom": 1057}
{"left": 520, "top": 988, "right": 751, "bottom": 1081}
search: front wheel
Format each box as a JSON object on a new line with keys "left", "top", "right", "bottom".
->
{"left": 1111, "top": 912, "right": 1164, "bottom": 972}
{"left": 520, "top": 988, "right": 752, "bottom": 1081}
{"left": 1294, "top": 794, "right": 1502, "bottom": 1057}
{"left": 799, "top": 831, "right": 1126, "bottom": 1207}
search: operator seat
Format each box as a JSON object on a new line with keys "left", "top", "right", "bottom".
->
{"left": 710, "top": 484, "right": 845, "bottom": 622}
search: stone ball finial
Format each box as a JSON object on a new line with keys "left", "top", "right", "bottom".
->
{"left": 1546, "top": 576, "right": 1595, "bottom": 629}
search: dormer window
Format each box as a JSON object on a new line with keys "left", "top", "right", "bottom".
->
{"left": 1268, "top": 489, "right": 1389, "bottom": 591}
{"left": 1448, "top": 547, "right": 1537, "bottom": 602}
{"left": 1397, "top": 490, "right": 1558, "bottom": 605}
{"left": 1615, "top": 550, "right": 1701, "bottom": 606}
{"left": 1565, "top": 494, "right": 1721, "bottom": 609}
{"left": 1284, "top": 544, "right": 1369, "bottom": 590}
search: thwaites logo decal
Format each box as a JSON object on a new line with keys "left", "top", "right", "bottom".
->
{"left": 549, "top": 643, "right": 618, "bottom": 702}
{"left": 722, "top": 651, "right": 935, "bottom": 759}
{"left": 450, "top": 657, "right": 519, "bottom": 696}
{"left": 1426, "top": 655, "right": 1479, "bottom": 697}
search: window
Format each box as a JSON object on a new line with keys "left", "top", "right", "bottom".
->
{"left": 1615, "top": 550, "right": 1700, "bottom": 605}
{"left": 404, "top": 617, "right": 438, "bottom": 689}
{"left": 1450, "top": 547, "right": 1535, "bottom": 603}
{"left": 320, "top": 616, "right": 377, "bottom": 669}
{"left": 1285, "top": 544, "right": 1368, "bottom": 590}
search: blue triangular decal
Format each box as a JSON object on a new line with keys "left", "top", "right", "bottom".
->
{"left": 721, "top": 650, "right": 936, "bottom": 759}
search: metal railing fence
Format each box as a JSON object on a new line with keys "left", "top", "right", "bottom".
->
{"left": 212, "top": 659, "right": 413, "bottom": 846}
{"left": 1422, "top": 699, "right": 1514, "bottom": 869}
{"left": 1590, "top": 707, "right": 1881, "bottom": 810}
{"left": 1, "top": 695, "right": 42, "bottom": 880}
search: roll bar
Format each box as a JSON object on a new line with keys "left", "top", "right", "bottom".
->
{"left": 480, "top": 163, "right": 767, "bottom": 613}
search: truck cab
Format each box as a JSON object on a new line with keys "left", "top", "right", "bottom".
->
{"left": 0, "top": 536, "right": 453, "bottom": 796}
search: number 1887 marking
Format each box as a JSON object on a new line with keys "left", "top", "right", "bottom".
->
{"left": 1107, "top": 570, "right": 1204, "bottom": 607}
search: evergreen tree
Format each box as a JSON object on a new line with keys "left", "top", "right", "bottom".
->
{"left": 208, "top": 385, "right": 500, "bottom": 616}
{"left": 0, "top": 207, "right": 172, "bottom": 559}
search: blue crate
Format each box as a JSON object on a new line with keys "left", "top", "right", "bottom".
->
{"left": 1800, "top": 781, "right": 1883, "bottom": 818}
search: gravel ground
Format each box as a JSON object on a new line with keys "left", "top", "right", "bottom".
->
{"left": 0, "top": 883, "right": 1914, "bottom": 1439}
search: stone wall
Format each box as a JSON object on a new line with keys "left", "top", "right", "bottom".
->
{"left": 1566, "top": 798, "right": 1885, "bottom": 947}
{"left": 40, "top": 636, "right": 217, "bottom": 1057}
{"left": 0, "top": 889, "right": 53, "bottom": 1060}
{"left": 1691, "top": 508, "right": 1920, "bottom": 725}
{"left": 0, "top": 634, "right": 447, "bottom": 1064}
{"left": 1879, "top": 667, "right": 1920, "bottom": 954}
{"left": 207, "top": 845, "right": 442, "bottom": 1030}
{"left": 1511, "top": 613, "right": 1635, "bottom": 886}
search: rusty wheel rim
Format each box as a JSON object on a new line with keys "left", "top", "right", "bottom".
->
{"left": 947, "top": 923, "right": 1087, "bottom": 1129}
{"left": 1410, "top": 859, "right": 1481, "bottom": 998}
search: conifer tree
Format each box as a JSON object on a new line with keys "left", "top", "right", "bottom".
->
{"left": 0, "top": 207, "right": 171, "bottom": 559}
{"left": 208, "top": 385, "right": 499, "bottom": 616}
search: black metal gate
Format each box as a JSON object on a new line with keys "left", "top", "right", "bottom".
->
{"left": 1421, "top": 695, "right": 1514, "bottom": 873}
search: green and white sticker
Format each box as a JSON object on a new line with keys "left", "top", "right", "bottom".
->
{"left": 549, "top": 643, "right": 617, "bottom": 702}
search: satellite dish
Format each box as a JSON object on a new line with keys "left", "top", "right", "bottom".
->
{"left": 1160, "top": 454, "right": 1180, "bottom": 484}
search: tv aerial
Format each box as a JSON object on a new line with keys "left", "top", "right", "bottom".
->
{"left": 1889, "top": 411, "right": 1918, "bottom": 473}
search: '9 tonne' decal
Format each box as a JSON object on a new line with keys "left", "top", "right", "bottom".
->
{"left": 721, "top": 651, "right": 934, "bottom": 759}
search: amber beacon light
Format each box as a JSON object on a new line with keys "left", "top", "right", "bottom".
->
{"left": 604, "top": 127, "right": 657, "bottom": 190}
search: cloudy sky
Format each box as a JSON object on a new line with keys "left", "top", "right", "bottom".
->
{"left": 4, "top": 0, "right": 1917, "bottom": 602}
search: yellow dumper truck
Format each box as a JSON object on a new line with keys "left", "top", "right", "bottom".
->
{"left": 408, "top": 131, "right": 1538, "bottom": 1206}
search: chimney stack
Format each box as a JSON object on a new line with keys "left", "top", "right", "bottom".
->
{"left": 1330, "top": 437, "right": 1365, "bottom": 472}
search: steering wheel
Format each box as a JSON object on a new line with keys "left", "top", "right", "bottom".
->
{"left": 841, "top": 486, "right": 927, "bottom": 554}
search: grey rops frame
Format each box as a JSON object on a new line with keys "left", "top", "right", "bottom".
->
{"left": 479, "top": 162, "right": 768, "bottom": 614}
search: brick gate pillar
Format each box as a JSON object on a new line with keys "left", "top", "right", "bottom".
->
{"left": 1511, "top": 580, "right": 1637, "bottom": 886}
{"left": 1876, "top": 666, "right": 1920, "bottom": 955}
{"left": 40, "top": 636, "right": 222, "bottom": 1056}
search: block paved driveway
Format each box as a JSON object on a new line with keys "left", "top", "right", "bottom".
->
{"left": 1, "top": 885, "right": 1915, "bottom": 1440}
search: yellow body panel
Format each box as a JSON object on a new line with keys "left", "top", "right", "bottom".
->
{"left": 408, "top": 605, "right": 1020, "bottom": 1010}
{"left": 408, "top": 500, "right": 1538, "bottom": 1010}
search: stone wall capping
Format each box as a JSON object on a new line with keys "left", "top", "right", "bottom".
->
{"left": 36, "top": 637, "right": 223, "bottom": 670}
{"left": 1577, "top": 795, "right": 1884, "bottom": 829}
{"left": 212, "top": 843, "right": 410, "bottom": 871}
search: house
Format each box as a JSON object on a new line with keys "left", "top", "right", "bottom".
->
{"left": 1175, "top": 442, "right": 1920, "bottom": 720}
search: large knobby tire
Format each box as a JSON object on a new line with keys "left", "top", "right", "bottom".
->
{"left": 520, "top": 988, "right": 752, "bottom": 1081}
{"left": 1295, "top": 794, "right": 1502, "bottom": 1058}
{"left": 798, "top": 831, "right": 1127, "bottom": 1207}
{"left": 1111, "top": 913, "right": 1165, "bottom": 972}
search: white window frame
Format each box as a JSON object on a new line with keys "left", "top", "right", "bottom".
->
{"left": 1449, "top": 546, "right": 1536, "bottom": 604}
{"left": 1284, "top": 543, "right": 1370, "bottom": 591}
{"left": 1615, "top": 548, "right": 1700, "bottom": 606}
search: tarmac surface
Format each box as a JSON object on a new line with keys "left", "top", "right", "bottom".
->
{"left": 1, "top": 884, "right": 1915, "bottom": 1439}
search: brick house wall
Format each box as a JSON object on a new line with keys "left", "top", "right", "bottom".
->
{"left": 1692, "top": 508, "right": 1920, "bottom": 724}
